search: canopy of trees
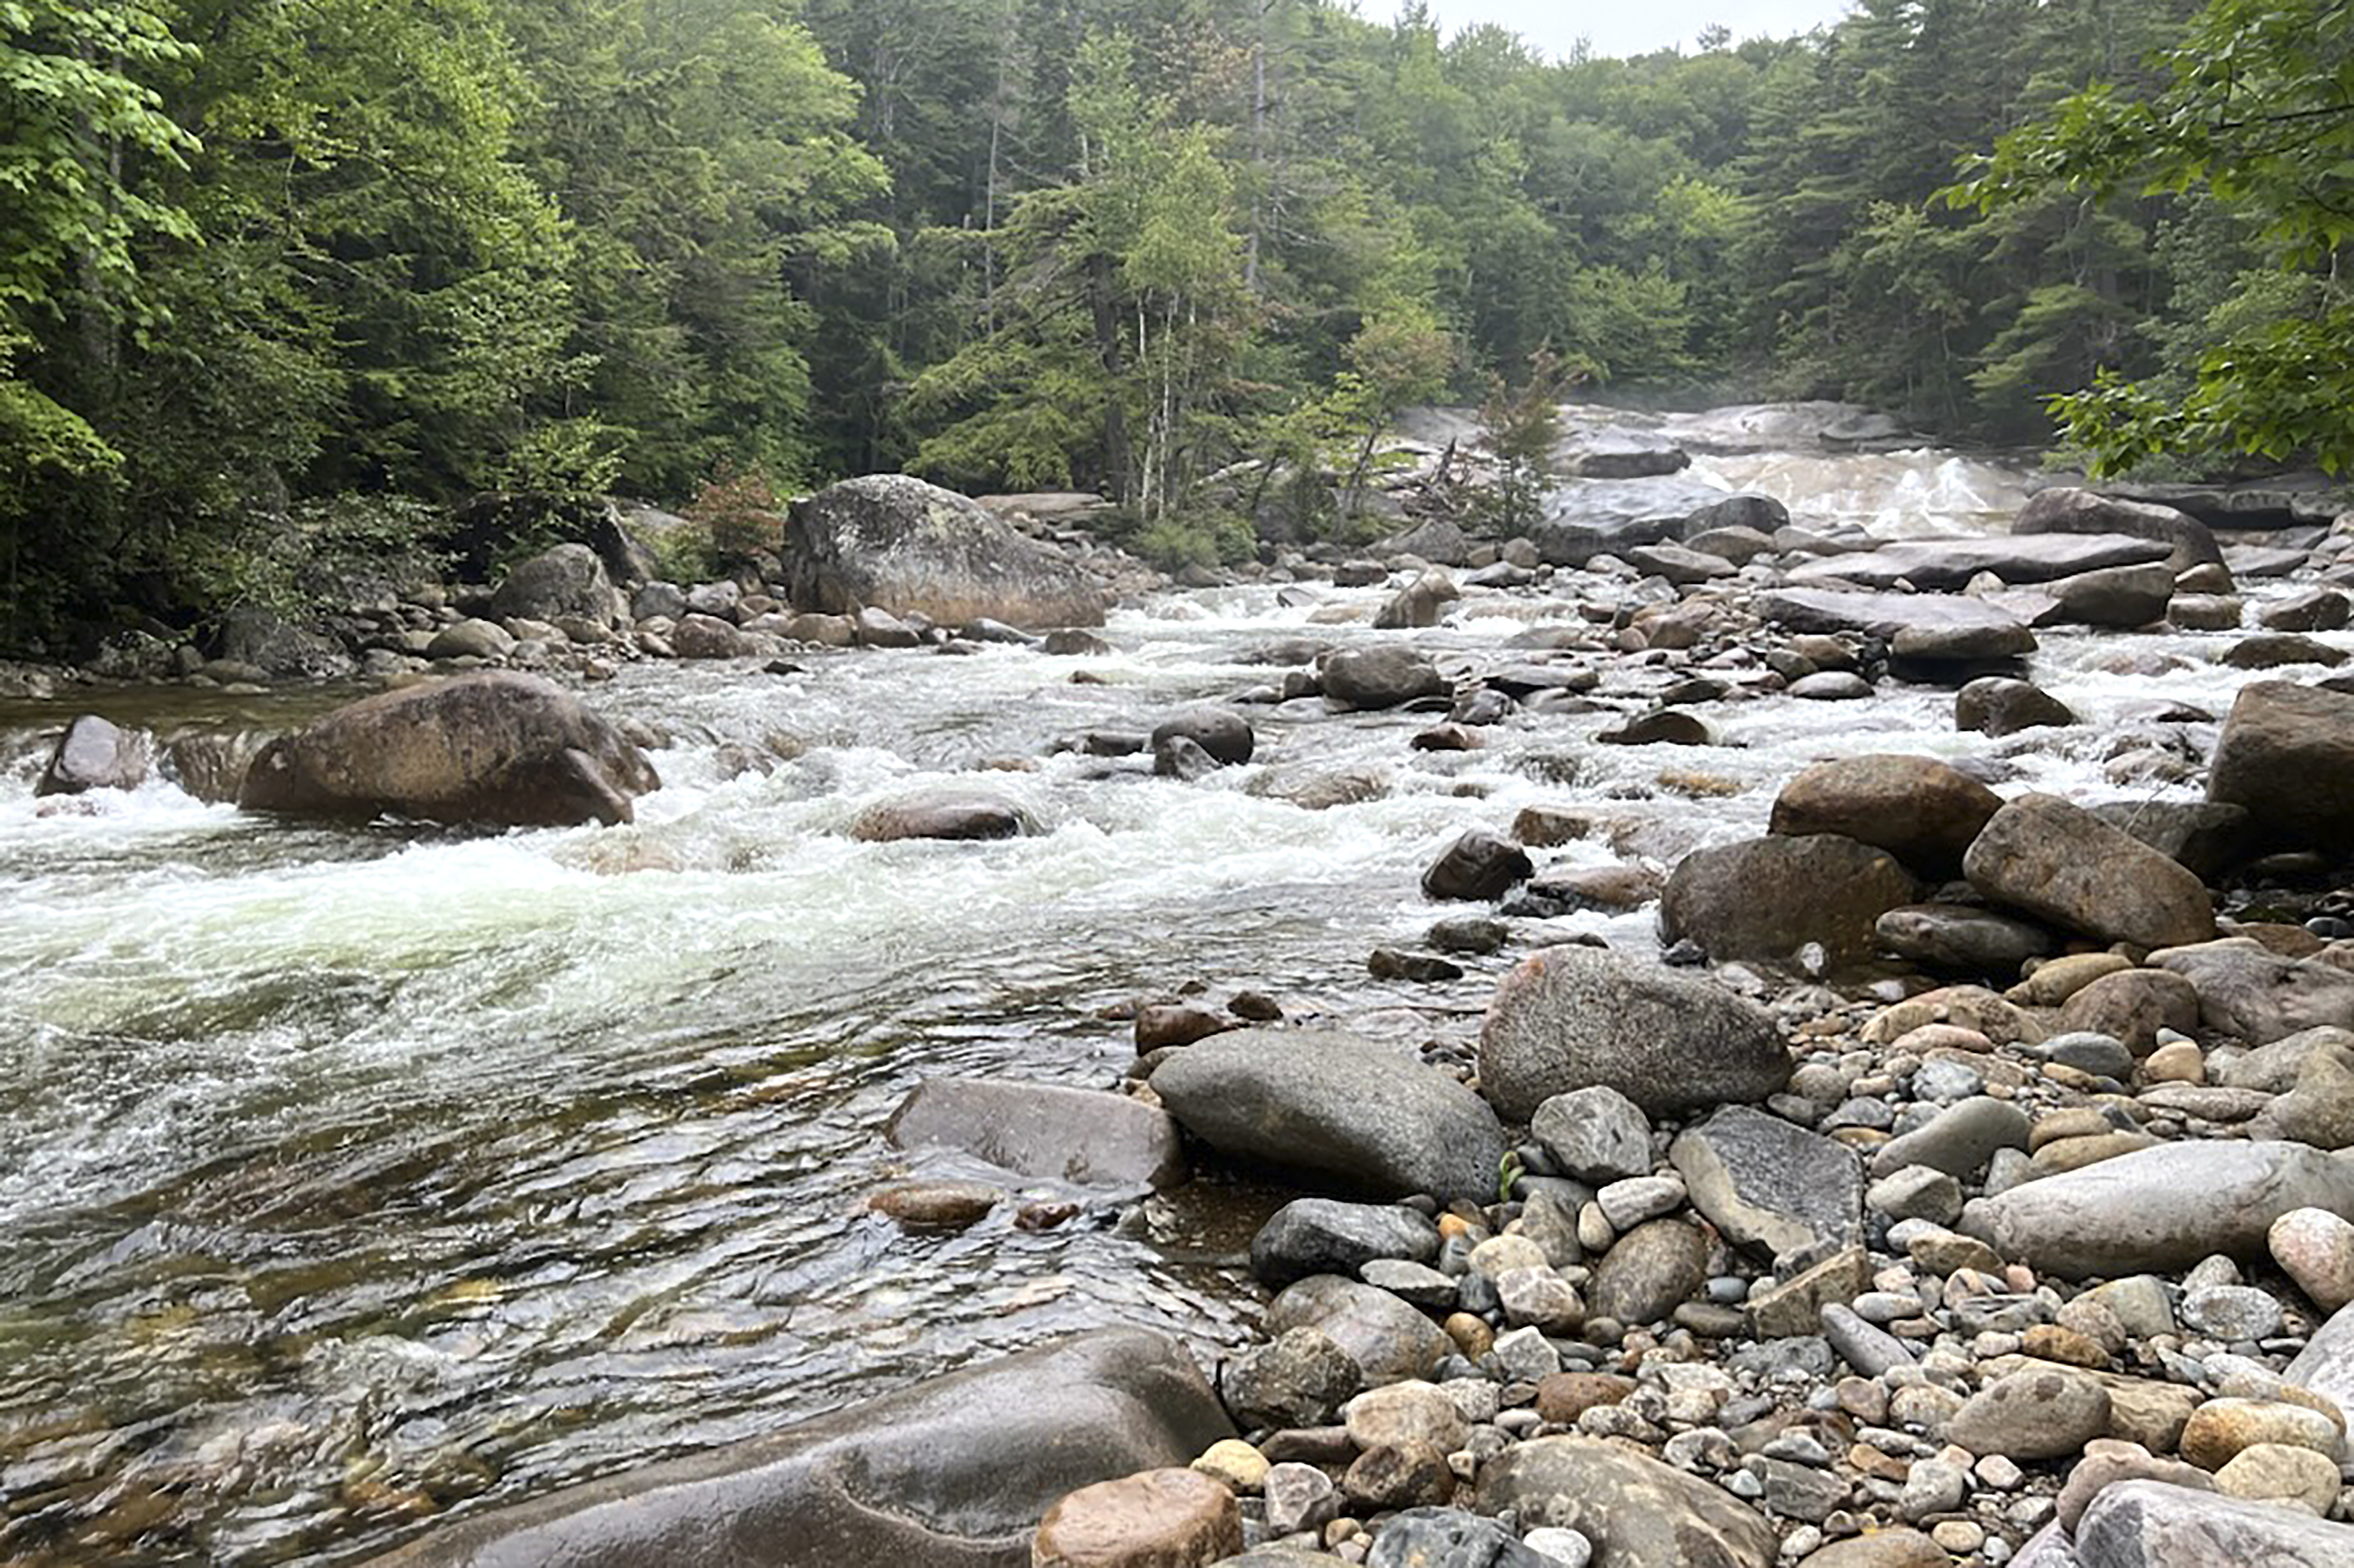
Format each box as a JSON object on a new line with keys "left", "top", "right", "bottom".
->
{"left": 1, "top": 0, "right": 2340, "bottom": 644}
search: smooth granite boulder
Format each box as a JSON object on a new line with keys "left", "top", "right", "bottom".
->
{"left": 2074, "top": 1479, "right": 2354, "bottom": 1568}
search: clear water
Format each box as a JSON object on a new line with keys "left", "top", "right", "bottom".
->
{"left": 0, "top": 445, "right": 2341, "bottom": 1565}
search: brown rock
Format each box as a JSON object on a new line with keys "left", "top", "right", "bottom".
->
{"left": 1033, "top": 1466, "right": 1243, "bottom": 1568}
{"left": 1964, "top": 793, "right": 2216, "bottom": 950}
{"left": 868, "top": 1181, "right": 1000, "bottom": 1229}
{"left": 2058, "top": 969, "right": 2204, "bottom": 1054}
{"left": 1535, "top": 1372, "right": 1637, "bottom": 1426}
{"left": 1769, "top": 754, "right": 2002, "bottom": 879}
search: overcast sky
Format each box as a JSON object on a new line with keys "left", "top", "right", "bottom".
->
{"left": 1389, "top": 0, "right": 1858, "bottom": 60}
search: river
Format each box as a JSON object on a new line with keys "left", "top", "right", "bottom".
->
{"left": 0, "top": 433, "right": 2337, "bottom": 1565}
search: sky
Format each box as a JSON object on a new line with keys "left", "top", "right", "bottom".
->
{"left": 1391, "top": 0, "right": 1858, "bottom": 61}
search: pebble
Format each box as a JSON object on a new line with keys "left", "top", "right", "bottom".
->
{"left": 1193, "top": 1438, "right": 1270, "bottom": 1491}
{"left": 1521, "top": 1525, "right": 1593, "bottom": 1568}
{"left": 1492, "top": 1325, "right": 1561, "bottom": 1382}
{"left": 2181, "top": 1284, "right": 2284, "bottom": 1342}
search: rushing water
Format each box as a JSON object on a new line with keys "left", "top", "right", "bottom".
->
{"left": 0, "top": 441, "right": 2344, "bottom": 1566}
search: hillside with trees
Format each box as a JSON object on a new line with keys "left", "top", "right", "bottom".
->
{"left": 3, "top": 0, "right": 2345, "bottom": 645}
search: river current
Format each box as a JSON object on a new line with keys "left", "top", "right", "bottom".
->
{"left": 0, "top": 437, "right": 2340, "bottom": 1564}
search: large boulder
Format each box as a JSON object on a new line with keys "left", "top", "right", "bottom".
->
{"left": 216, "top": 604, "right": 357, "bottom": 681}
{"left": 2047, "top": 562, "right": 2177, "bottom": 628}
{"left": 1475, "top": 1437, "right": 1777, "bottom": 1568}
{"left": 1477, "top": 944, "right": 1790, "bottom": 1120}
{"left": 1524, "top": 476, "right": 1734, "bottom": 566}
{"left": 2014, "top": 487, "right": 2223, "bottom": 571}
{"left": 2207, "top": 683, "right": 2354, "bottom": 858}
{"left": 357, "top": 1329, "right": 1231, "bottom": 1568}
{"left": 1958, "top": 1140, "right": 2354, "bottom": 1278}
{"left": 1769, "top": 755, "right": 2002, "bottom": 880}
{"left": 237, "top": 673, "right": 658, "bottom": 827}
{"left": 1149, "top": 1029, "right": 1508, "bottom": 1202}
{"left": 1660, "top": 834, "right": 1917, "bottom": 970}
{"left": 2149, "top": 940, "right": 2354, "bottom": 1046}
{"left": 35, "top": 714, "right": 149, "bottom": 796}
{"left": 1963, "top": 794, "right": 2215, "bottom": 950}
{"left": 1321, "top": 647, "right": 1448, "bottom": 711}
{"left": 1758, "top": 588, "right": 2035, "bottom": 651}
{"left": 1956, "top": 677, "right": 2078, "bottom": 736}
{"left": 2285, "top": 1298, "right": 2354, "bottom": 1428}
{"left": 2074, "top": 1478, "right": 2354, "bottom": 1568}
{"left": 883, "top": 1078, "right": 1187, "bottom": 1189}
{"left": 489, "top": 542, "right": 620, "bottom": 628}
{"left": 785, "top": 475, "right": 1106, "bottom": 630}
{"left": 1786, "top": 533, "right": 2171, "bottom": 591}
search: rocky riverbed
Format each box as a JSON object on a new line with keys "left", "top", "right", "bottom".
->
{"left": 7, "top": 407, "right": 2354, "bottom": 1568}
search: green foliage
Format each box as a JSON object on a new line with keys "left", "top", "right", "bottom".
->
{"left": 1479, "top": 348, "right": 1567, "bottom": 532}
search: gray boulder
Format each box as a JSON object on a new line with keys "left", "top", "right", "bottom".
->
{"left": 1478, "top": 945, "right": 1790, "bottom": 1120}
{"left": 36, "top": 715, "right": 149, "bottom": 796}
{"left": 217, "top": 604, "right": 356, "bottom": 681}
{"left": 1956, "top": 677, "right": 2078, "bottom": 736}
{"left": 2208, "top": 682, "right": 2354, "bottom": 857}
{"left": 2285, "top": 1298, "right": 2354, "bottom": 1427}
{"left": 1671, "top": 1105, "right": 1863, "bottom": 1261}
{"left": 1265, "top": 1276, "right": 1452, "bottom": 1386}
{"left": 1787, "top": 533, "right": 2171, "bottom": 591}
{"left": 238, "top": 672, "right": 658, "bottom": 827}
{"left": 1475, "top": 1436, "right": 1777, "bottom": 1568}
{"left": 2075, "top": 1479, "right": 2354, "bottom": 1568}
{"left": 1760, "top": 587, "right": 2034, "bottom": 649}
{"left": 2048, "top": 562, "right": 2177, "bottom": 628}
{"left": 2150, "top": 940, "right": 2354, "bottom": 1046}
{"left": 1250, "top": 1199, "right": 1441, "bottom": 1287}
{"left": 1322, "top": 647, "right": 1448, "bottom": 711}
{"left": 1963, "top": 793, "right": 2215, "bottom": 950}
{"left": 1150, "top": 1029, "right": 1508, "bottom": 1202}
{"left": 1959, "top": 1140, "right": 2354, "bottom": 1278}
{"left": 883, "top": 1077, "right": 1186, "bottom": 1189}
{"left": 1661, "top": 834, "right": 1916, "bottom": 969}
{"left": 358, "top": 1329, "right": 1231, "bottom": 1568}
{"left": 490, "top": 542, "right": 620, "bottom": 628}
{"left": 785, "top": 474, "right": 1106, "bottom": 630}
{"left": 851, "top": 789, "right": 1035, "bottom": 842}
{"left": 2091, "top": 802, "right": 2259, "bottom": 882}
{"left": 2015, "top": 487, "right": 2223, "bottom": 571}
{"left": 1526, "top": 476, "right": 1733, "bottom": 566}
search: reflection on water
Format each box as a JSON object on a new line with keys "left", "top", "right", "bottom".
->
{"left": 0, "top": 441, "right": 2342, "bottom": 1565}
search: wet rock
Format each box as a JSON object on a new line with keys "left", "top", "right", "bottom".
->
{"left": 1670, "top": 1106, "right": 1863, "bottom": 1260}
{"left": 1422, "top": 829, "right": 1533, "bottom": 901}
{"left": 1150, "top": 1029, "right": 1507, "bottom": 1202}
{"left": 1790, "top": 532, "right": 2170, "bottom": 590}
{"left": 1876, "top": 904, "right": 2053, "bottom": 976}
{"left": 1661, "top": 834, "right": 1916, "bottom": 969}
{"left": 2075, "top": 1478, "right": 2354, "bottom": 1567}
{"left": 1587, "top": 1218, "right": 1710, "bottom": 1325}
{"left": 1265, "top": 1277, "right": 1450, "bottom": 1387}
{"left": 868, "top": 1180, "right": 1000, "bottom": 1229}
{"left": 1374, "top": 570, "right": 1461, "bottom": 629}
{"left": 1033, "top": 1465, "right": 1241, "bottom": 1568}
{"left": 1949, "top": 1368, "right": 2111, "bottom": 1461}
{"left": 852, "top": 789, "right": 1034, "bottom": 842}
{"left": 1531, "top": 1085, "right": 1652, "bottom": 1185}
{"left": 35, "top": 715, "right": 149, "bottom": 796}
{"left": 162, "top": 730, "right": 266, "bottom": 804}
{"left": 1960, "top": 1140, "right": 2354, "bottom": 1278}
{"left": 1220, "top": 1327, "right": 1363, "bottom": 1428}
{"left": 358, "top": 1328, "right": 1231, "bottom": 1568}
{"left": 1475, "top": 1435, "right": 1778, "bottom": 1568}
{"left": 1322, "top": 647, "right": 1449, "bottom": 711}
{"left": 1477, "top": 944, "right": 1791, "bottom": 1119}
{"left": 2208, "top": 682, "right": 2354, "bottom": 857}
{"left": 1151, "top": 710, "right": 1254, "bottom": 769}
{"left": 1769, "top": 755, "right": 2002, "bottom": 879}
{"left": 2015, "top": 488, "right": 2223, "bottom": 571}
{"left": 490, "top": 542, "right": 619, "bottom": 628}
{"left": 884, "top": 1077, "right": 1186, "bottom": 1189}
{"left": 1250, "top": 1200, "right": 1441, "bottom": 1287}
{"left": 1597, "top": 709, "right": 1715, "bottom": 746}
{"left": 1964, "top": 793, "right": 2215, "bottom": 950}
{"left": 786, "top": 474, "right": 1106, "bottom": 629}
{"left": 1956, "top": 676, "right": 2078, "bottom": 736}
{"left": 2221, "top": 633, "right": 2347, "bottom": 669}
{"left": 1135, "top": 1005, "right": 1235, "bottom": 1051}
{"left": 239, "top": 672, "right": 658, "bottom": 827}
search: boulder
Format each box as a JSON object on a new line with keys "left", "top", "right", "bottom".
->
{"left": 1959, "top": 1140, "right": 2354, "bottom": 1278}
{"left": 883, "top": 1078, "right": 1186, "bottom": 1189}
{"left": 1264, "top": 1276, "right": 1452, "bottom": 1387}
{"left": 2049, "top": 562, "right": 2178, "bottom": 628}
{"left": 216, "top": 603, "right": 357, "bottom": 681}
{"left": 1956, "top": 677, "right": 2077, "bottom": 736}
{"left": 489, "top": 542, "right": 619, "bottom": 628}
{"left": 238, "top": 673, "right": 658, "bottom": 827}
{"left": 358, "top": 1329, "right": 1231, "bottom": 1568}
{"left": 2207, "top": 683, "right": 2354, "bottom": 857}
{"left": 785, "top": 474, "right": 1106, "bottom": 630}
{"left": 1251, "top": 1200, "right": 1441, "bottom": 1287}
{"left": 1475, "top": 1436, "right": 1777, "bottom": 1568}
{"left": 2285, "top": 1298, "right": 2354, "bottom": 1428}
{"left": 2015, "top": 488, "right": 2223, "bottom": 571}
{"left": 1875, "top": 904, "right": 2053, "bottom": 976}
{"left": 2074, "top": 1479, "right": 2354, "bottom": 1568}
{"left": 1321, "top": 647, "right": 1448, "bottom": 711}
{"left": 1670, "top": 1105, "right": 1864, "bottom": 1261}
{"left": 1526, "top": 476, "right": 1734, "bottom": 567}
{"left": 1963, "top": 794, "right": 2215, "bottom": 950}
{"left": 1150, "top": 711, "right": 1254, "bottom": 767}
{"left": 2091, "top": 802, "right": 2259, "bottom": 882}
{"left": 1758, "top": 588, "right": 2035, "bottom": 650}
{"left": 1787, "top": 533, "right": 2171, "bottom": 590}
{"left": 1768, "top": 755, "right": 2002, "bottom": 879}
{"left": 1150, "top": 1029, "right": 1508, "bottom": 1202}
{"left": 1660, "top": 834, "right": 1917, "bottom": 969}
{"left": 162, "top": 730, "right": 267, "bottom": 804}
{"left": 35, "top": 715, "right": 149, "bottom": 796}
{"left": 1478, "top": 944, "right": 1790, "bottom": 1120}
{"left": 852, "top": 789, "right": 1035, "bottom": 842}
{"left": 1373, "top": 571, "right": 1460, "bottom": 629}
{"left": 1554, "top": 422, "right": 1691, "bottom": 479}
{"left": 2151, "top": 941, "right": 2354, "bottom": 1045}
{"left": 1422, "top": 829, "right": 1533, "bottom": 901}
{"left": 672, "top": 612, "right": 760, "bottom": 658}
{"left": 426, "top": 617, "right": 516, "bottom": 662}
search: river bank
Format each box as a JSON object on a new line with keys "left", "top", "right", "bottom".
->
{"left": 7, "top": 406, "right": 2354, "bottom": 1568}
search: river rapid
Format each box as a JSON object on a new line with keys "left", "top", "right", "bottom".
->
{"left": 0, "top": 431, "right": 2342, "bottom": 1565}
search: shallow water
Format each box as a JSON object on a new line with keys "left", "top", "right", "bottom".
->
{"left": 0, "top": 445, "right": 2344, "bottom": 1565}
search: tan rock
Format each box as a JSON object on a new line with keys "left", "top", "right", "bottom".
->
{"left": 2179, "top": 1397, "right": 2344, "bottom": 1471}
{"left": 1033, "top": 1467, "right": 1242, "bottom": 1568}
{"left": 2009, "top": 952, "right": 2134, "bottom": 1007}
{"left": 2215, "top": 1441, "right": 2344, "bottom": 1514}
{"left": 1190, "top": 1440, "right": 1269, "bottom": 1493}
{"left": 2271, "top": 1207, "right": 2354, "bottom": 1314}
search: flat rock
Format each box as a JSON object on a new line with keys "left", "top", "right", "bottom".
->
{"left": 1250, "top": 1200, "right": 1442, "bottom": 1287}
{"left": 1475, "top": 1435, "right": 1777, "bottom": 1568}
{"left": 1959, "top": 1140, "right": 2354, "bottom": 1278}
{"left": 1670, "top": 1106, "right": 1862, "bottom": 1261}
{"left": 885, "top": 1078, "right": 1186, "bottom": 1189}
{"left": 1033, "top": 1466, "right": 1240, "bottom": 1568}
{"left": 1788, "top": 533, "right": 2170, "bottom": 590}
{"left": 1964, "top": 793, "right": 2215, "bottom": 950}
{"left": 1758, "top": 587, "right": 2034, "bottom": 647}
{"left": 1151, "top": 1029, "right": 1507, "bottom": 1202}
{"left": 2075, "top": 1478, "right": 2354, "bottom": 1568}
{"left": 1477, "top": 945, "right": 1790, "bottom": 1120}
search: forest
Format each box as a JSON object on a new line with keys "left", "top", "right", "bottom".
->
{"left": 2, "top": 0, "right": 2347, "bottom": 645}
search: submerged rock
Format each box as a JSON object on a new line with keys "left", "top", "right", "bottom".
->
{"left": 360, "top": 1329, "right": 1231, "bottom": 1568}
{"left": 238, "top": 672, "right": 658, "bottom": 827}
{"left": 883, "top": 1077, "right": 1186, "bottom": 1189}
